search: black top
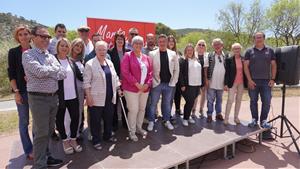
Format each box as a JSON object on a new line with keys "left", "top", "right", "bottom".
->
{"left": 224, "top": 56, "right": 248, "bottom": 88}
{"left": 197, "top": 55, "right": 205, "bottom": 87}
{"left": 244, "top": 46, "right": 276, "bottom": 80}
{"left": 108, "top": 47, "right": 130, "bottom": 77}
{"left": 159, "top": 51, "right": 171, "bottom": 83}
{"left": 101, "top": 64, "right": 113, "bottom": 102}
{"left": 7, "top": 45, "right": 28, "bottom": 93}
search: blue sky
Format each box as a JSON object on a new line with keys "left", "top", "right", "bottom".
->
{"left": 1, "top": 0, "right": 273, "bottom": 30}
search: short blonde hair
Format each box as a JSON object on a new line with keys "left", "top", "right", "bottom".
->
{"left": 14, "top": 25, "right": 31, "bottom": 43}
{"left": 70, "top": 38, "right": 85, "bottom": 59}
{"left": 55, "top": 38, "right": 71, "bottom": 55}
{"left": 231, "top": 43, "right": 242, "bottom": 49}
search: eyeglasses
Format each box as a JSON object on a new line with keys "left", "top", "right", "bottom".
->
{"left": 198, "top": 44, "right": 206, "bottom": 47}
{"left": 57, "top": 30, "right": 66, "bottom": 34}
{"left": 35, "top": 34, "right": 51, "bottom": 40}
{"left": 218, "top": 56, "right": 222, "bottom": 63}
{"left": 130, "top": 33, "right": 138, "bottom": 36}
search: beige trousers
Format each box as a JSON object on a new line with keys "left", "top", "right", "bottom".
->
{"left": 225, "top": 83, "right": 244, "bottom": 120}
{"left": 124, "top": 90, "right": 149, "bottom": 133}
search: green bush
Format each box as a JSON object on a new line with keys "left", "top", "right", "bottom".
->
{"left": 0, "top": 40, "right": 16, "bottom": 96}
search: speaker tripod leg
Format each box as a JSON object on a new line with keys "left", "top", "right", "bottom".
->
{"left": 284, "top": 118, "right": 300, "bottom": 155}
{"left": 268, "top": 115, "right": 281, "bottom": 123}
{"left": 284, "top": 116, "right": 300, "bottom": 135}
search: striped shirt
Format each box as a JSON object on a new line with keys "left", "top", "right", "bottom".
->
{"left": 22, "top": 47, "right": 67, "bottom": 93}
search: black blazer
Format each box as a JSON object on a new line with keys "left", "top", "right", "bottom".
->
{"left": 7, "top": 45, "right": 28, "bottom": 93}
{"left": 225, "top": 56, "right": 248, "bottom": 88}
{"left": 108, "top": 47, "right": 130, "bottom": 77}
{"left": 179, "top": 57, "right": 203, "bottom": 87}
{"left": 55, "top": 56, "right": 78, "bottom": 108}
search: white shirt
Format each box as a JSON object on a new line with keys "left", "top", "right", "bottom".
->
{"left": 210, "top": 54, "right": 225, "bottom": 90}
{"left": 84, "top": 40, "right": 94, "bottom": 56}
{"left": 188, "top": 58, "right": 202, "bottom": 86}
{"left": 137, "top": 57, "right": 148, "bottom": 85}
{"left": 59, "top": 59, "right": 77, "bottom": 100}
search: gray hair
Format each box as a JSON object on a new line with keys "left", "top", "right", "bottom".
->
{"left": 95, "top": 40, "right": 108, "bottom": 50}
{"left": 212, "top": 38, "right": 223, "bottom": 46}
{"left": 131, "top": 35, "right": 144, "bottom": 46}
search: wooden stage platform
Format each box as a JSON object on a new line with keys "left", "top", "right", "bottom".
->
{"left": 7, "top": 116, "right": 267, "bottom": 169}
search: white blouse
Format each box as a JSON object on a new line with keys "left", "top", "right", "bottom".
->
{"left": 188, "top": 58, "right": 202, "bottom": 86}
{"left": 137, "top": 57, "right": 148, "bottom": 85}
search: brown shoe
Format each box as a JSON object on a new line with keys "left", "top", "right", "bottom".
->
{"left": 207, "top": 115, "right": 212, "bottom": 123}
{"left": 216, "top": 114, "right": 224, "bottom": 121}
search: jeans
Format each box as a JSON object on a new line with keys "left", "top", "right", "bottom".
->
{"left": 16, "top": 92, "right": 33, "bottom": 155}
{"left": 207, "top": 88, "right": 224, "bottom": 116}
{"left": 248, "top": 79, "right": 272, "bottom": 122}
{"left": 148, "top": 83, "right": 174, "bottom": 122}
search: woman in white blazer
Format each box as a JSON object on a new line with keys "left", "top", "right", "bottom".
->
{"left": 83, "top": 41, "right": 119, "bottom": 150}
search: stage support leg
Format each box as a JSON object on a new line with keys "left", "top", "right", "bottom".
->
{"left": 232, "top": 143, "right": 236, "bottom": 158}
{"left": 259, "top": 133, "right": 263, "bottom": 144}
{"left": 185, "top": 160, "right": 189, "bottom": 169}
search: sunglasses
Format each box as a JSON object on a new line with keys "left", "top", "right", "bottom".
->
{"left": 35, "top": 34, "right": 51, "bottom": 40}
{"left": 198, "top": 44, "right": 206, "bottom": 47}
{"left": 79, "top": 30, "right": 89, "bottom": 33}
{"left": 218, "top": 56, "right": 222, "bottom": 63}
{"left": 130, "top": 33, "right": 138, "bottom": 36}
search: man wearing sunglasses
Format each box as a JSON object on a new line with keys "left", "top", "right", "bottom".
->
{"left": 125, "top": 27, "right": 139, "bottom": 51}
{"left": 48, "top": 23, "right": 67, "bottom": 55}
{"left": 22, "top": 26, "right": 67, "bottom": 169}
{"left": 206, "top": 38, "right": 226, "bottom": 123}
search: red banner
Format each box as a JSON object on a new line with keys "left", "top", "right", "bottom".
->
{"left": 87, "top": 17, "right": 156, "bottom": 48}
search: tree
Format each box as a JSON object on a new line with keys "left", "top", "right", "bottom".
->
{"left": 155, "top": 22, "right": 177, "bottom": 38}
{"left": 244, "top": 0, "right": 266, "bottom": 44}
{"left": 266, "top": 0, "right": 300, "bottom": 46}
{"left": 217, "top": 2, "right": 244, "bottom": 41}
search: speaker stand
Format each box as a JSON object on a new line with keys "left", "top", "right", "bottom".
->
{"left": 268, "top": 84, "right": 300, "bottom": 156}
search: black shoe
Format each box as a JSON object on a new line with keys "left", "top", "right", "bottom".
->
{"left": 47, "top": 156, "right": 63, "bottom": 167}
{"left": 51, "top": 132, "right": 60, "bottom": 141}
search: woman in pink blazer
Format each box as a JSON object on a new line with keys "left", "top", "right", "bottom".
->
{"left": 121, "top": 36, "right": 153, "bottom": 142}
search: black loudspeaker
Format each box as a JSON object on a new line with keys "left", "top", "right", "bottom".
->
{"left": 275, "top": 45, "right": 300, "bottom": 85}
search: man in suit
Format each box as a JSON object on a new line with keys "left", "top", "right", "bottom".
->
{"left": 147, "top": 34, "right": 180, "bottom": 131}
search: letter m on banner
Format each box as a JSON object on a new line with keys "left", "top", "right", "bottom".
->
{"left": 87, "top": 17, "right": 156, "bottom": 48}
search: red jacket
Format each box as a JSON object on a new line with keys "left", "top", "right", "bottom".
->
{"left": 121, "top": 51, "right": 153, "bottom": 93}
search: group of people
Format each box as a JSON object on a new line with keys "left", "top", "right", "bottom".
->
{"left": 7, "top": 23, "right": 277, "bottom": 169}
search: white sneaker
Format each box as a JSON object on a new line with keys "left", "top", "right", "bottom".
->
{"left": 188, "top": 118, "right": 195, "bottom": 124}
{"left": 182, "top": 120, "right": 189, "bottom": 126}
{"left": 147, "top": 122, "right": 154, "bottom": 131}
{"left": 164, "top": 121, "right": 174, "bottom": 130}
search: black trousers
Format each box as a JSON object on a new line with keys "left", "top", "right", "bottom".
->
{"left": 182, "top": 86, "right": 200, "bottom": 120}
{"left": 112, "top": 94, "right": 128, "bottom": 131}
{"left": 89, "top": 100, "right": 114, "bottom": 145}
{"left": 56, "top": 98, "right": 79, "bottom": 140}
{"left": 174, "top": 83, "right": 182, "bottom": 111}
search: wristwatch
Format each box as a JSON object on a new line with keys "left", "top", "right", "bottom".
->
{"left": 14, "top": 89, "right": 20, "bottom": 93}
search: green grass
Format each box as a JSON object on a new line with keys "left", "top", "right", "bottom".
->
{"left": 0, "top": 111, "right": 20, "bottom": 135}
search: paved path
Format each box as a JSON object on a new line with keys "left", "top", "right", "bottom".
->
{"left": 0, "top": 99, "right": 16, "bottom": 112}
